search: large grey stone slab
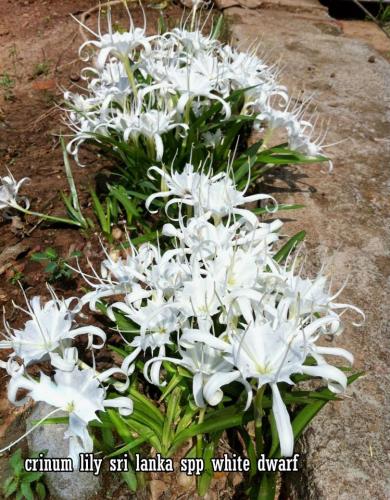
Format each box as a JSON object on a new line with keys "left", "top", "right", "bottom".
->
{"left": 26, "top": 403, "right": 103, "bottom": 500}
{"left": 225, "top": 5, "right": 390, "bottom": 499}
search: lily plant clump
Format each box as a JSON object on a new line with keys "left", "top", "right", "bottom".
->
{"left": 0, "top": 163, "right": 363, "bottom": 497}
{"left": 0, "top": 2, "right": 363, "bottom": 498}
{"left": 64, "top": 4, "right": 328, "bottom": 192}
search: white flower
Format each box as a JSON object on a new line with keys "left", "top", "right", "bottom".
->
{"left": 7, "top": 366, "right": 132, "bottom": 466}
{"left": 80, "top": 25, "right": 152, "bottom": 69}
{"left": 0, "top": 171, "right": 30, "bottom": 212}
{"left": 0, "top": 290, "right": 106, "bottom": 366}
{"left": 144, "top": 340, "right": 235, "bottom": 407}
{"left": 223, "top": 313, "right": 352, "bottom": 456}
{"left": 78, "top": 242, "right": 154, "bottom": 310}
{"left": 146, "top": 164, "right": 277, "bottom": 225}
{"left": 167, "top": 28, "right": 218, "bottom": 53}
{"left": 137, "top": 109, "right": 188, "bottom": 161}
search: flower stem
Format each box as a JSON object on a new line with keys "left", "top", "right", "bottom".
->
{"left": 120, "top": 54, "right": 138, "bottom": 98}
{"left": 0, "top": 407, "right": 62, "bottom": 454}
{"left": 13, "top": 205, "right": 82, "bottom": 227}
{"left": 260, "top": 128, "right": 274, "bottom": 152}
{"left": 254, "top": 385, "right": 265, "bottom": 457}
{"left": 196, "top": 407, "right": 206, "bottom": 458}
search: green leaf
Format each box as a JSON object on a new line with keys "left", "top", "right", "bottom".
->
{"left": 44, "top": 262, "right": 58, "bottom": 274}
{"left": 101, "top": 427, "right": 115, "bottom": 449}
{"left": 162, "top": 387, "right": 182, "bottom": 453}
{"left": 21, "top": 471, "right": 43, "bottom": 483}
{"left": 3, "top": 478, "right": 18, "bottom": 498}
{"left": 121, "top": 466, "right": 137, "bottom": 492}
{"left": 175, "top": 405, "right": 198, "bottom": 435}
{"left": 257, "top": 472, "right": 277, "bottom": 500}
{"left": 274, "top": 231, "right": 306, "bottom": 264}
{"left": 70, "top": 250, "right": 83, "bottom": 258}
{"left": 9, "top": 448, "right": 23, "bottom": 474}
{"left": 169, "top": 405, "right": 250, "bottom": 455}
{"left": 128, "top": 231, "right": 158, "bottom": 246}
{"left": 35, "top": 482, "right": 46, "bottom": 500}
{"left": 238, "top": 428, "right": 257, "bottom": 478}
{"left": 129, "top": 387, "right": 164, "bottom": 426}
{"left": 106, "top": 435, "right": 150, "bottom": 458}
{"left": 211, "top": 14, "right": 224, "bottom": 39}
{"left": 253, "top": 204, "right": 304, "bottom": 215}
{"left": 120, "top": 417, "right": 162, "bottom": 453}
{"left": 107, "top": 409, "right": 133, "bottom": 441}
{"left": 20, "top": 482, "right": 34, "bottom": 500}
{"left": 108, "top": 185, "right": 140, "bottom": 223}
{"left": 158, "top": 373, "right": 183, "bottom": 403}
{"left": 30, "top": 252, "right": 49, "bottom": 262}
{"left": 197, "top": 440, "right": 215, "bottom": 496}
{"left": 44, "top": 247, "right": 58, "bottom": 259}
{"left": 90, "top": 189, "right": 111, "bottom": 235}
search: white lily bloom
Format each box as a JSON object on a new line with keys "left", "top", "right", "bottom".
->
{"left": 168, "top": 28, "right": 218, "bottom": 53}
{"left": 146, "top": 164, "right": 277, "bottom": 224}
{"left": 221, "top": 313, "right": 352, "bottom": 456}
{"left": 65, "top": 153, "right": 358, "bottom": 462}
{"left": 0, "top": 290, "right": 105, "bottom": 366}
{"left": 6, "top": 366, "right": 132, "bottom": 467}
{"left": 78, "top": 242, "right": 155, "bottom": 310}
{"left": 144, "top": 340, "right": 236, "bottom": 407}
{"left": 79, "top": 19, "right": 152, "bottom": 69}
{"left": 0, "top": 171, "right": 30, "bottom": 212}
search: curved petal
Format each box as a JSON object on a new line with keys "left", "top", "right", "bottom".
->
{"left": 154, "top": 134, "right": 164, "bottom": 161}
{"left": 193, "top": 372, "right": 206, "bottom": 408}
{"left": 271, "top": 383, "right": 294, "bottom": 457}
{"left": 302, "top": 363, "right": 347, "bottom": 393}
{"left": 70, "top": 325, "right": 106, "bottom": 350}
{"left": 180, "top": 330, "right": 230, "bottom": 351}
{"left": 313, "top": 346, "right": 353, "bottom": 365}
{"left": 103, "top": 396, "right": 133, "bottom": 416}
{"left": 203, "top": 371, "right": 241, "bottom": 407}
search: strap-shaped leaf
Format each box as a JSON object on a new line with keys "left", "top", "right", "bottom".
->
{"left": 274, "top": 231, "right": 306, "bottom": 264}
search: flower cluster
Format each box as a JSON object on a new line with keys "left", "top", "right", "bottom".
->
{"left": 78, "top": 164, "right": 362, "bottom": 457}
{"left": 64, "top": 13, "right": 326, "bottom": 166}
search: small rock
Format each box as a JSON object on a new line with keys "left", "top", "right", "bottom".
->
{"left": 149, "top": 479, "right": 166, "bottom": 500}
{"left": 177, "top": 471, "right": 196, "bottom": 488}
{"left": 368, "top": 55, "right": 376, "bottom": 63}
{"left": 111, "top": 227, "right": 123, "bottom": 241}
{"left": 0, "top": 241, "right": 31, "bottom": 274}
{"left": 70, "top": 73, "right": 80, "bottom": 82}
{"left": 26, "top": 402, "right": 102, "bottom": 500}
{"left": 330, "top": 72, "right": 336, "bottom": 78}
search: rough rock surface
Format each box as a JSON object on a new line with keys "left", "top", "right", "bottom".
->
{"left": 223, "top": 1, "right": 390, "bottom": 498}
{"left": 26, "top": 403, "right": 103, "bottom": 500}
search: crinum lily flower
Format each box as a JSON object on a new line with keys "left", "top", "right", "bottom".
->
{"left": 78, "top": 7, "right": 152, "bottom": 70}
{"left": 4, "top": 365, "right": 133, "bottom": 467}
{"left": 144, "top": 335, "right": 238, "bottom": 406}
{"left": 166, "top": 67, "right": 231, "bottom": 118}
{"left": 222, "top": 312, "right": 352, "bottom": 456}
{"left": 137, "top": 109, "right": 188, "bottom": 161}
{"left": 146, "top": 164, "right": 277, "bottom": 225}
{"left": 0, "top": 287, "right": 106, "bottom": 367}
{"left": 0, "top": 170, "right": 30, "bottom": 213}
